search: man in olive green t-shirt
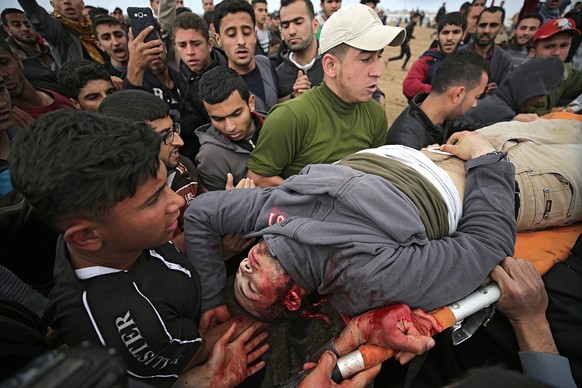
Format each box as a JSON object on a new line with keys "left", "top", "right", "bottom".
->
{"left": 246, "top": 3, "right": 406, "bottom": 187}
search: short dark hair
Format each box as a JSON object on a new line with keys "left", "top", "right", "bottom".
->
{"left": 176, "top": 7, "right": 193, "bottom": 16}
{"left": 10, "top": 110, "right": 161, "bottom": 229}
{"left": 360, "top": 0, "right": 380, "bottom": 4}
{"left": 252, "top": 0, "right": 268, "bottom": 6}
{"left": 91, "top": 14, "right": 124, "bottom": 36}
{"left": 202, "top": 10, "right": 214, "bottom": 26}
{"left": 478, "top": 6, "right": 505, "bottom": 24}
{"left": 517, "top": 12, "right": 543, "bottom": 27}
{"left": 460, "top": 2, "right": 472, "bottom": 14}
{"left": 57, "top": 59, "right": 112, "bottom": 100}
{"left": 431, "top": 50, "right": 490, "bottom": 94}
{"left": 438, "top": 12, "right": 468, "bottom": 33}
{"left": 213, "top": 0, "right": 256, "bottom": 33}
{"left": 199, "top": 66, "right": 250, "bottom": 104}
{"left": 173, "top": 12, "right": 210, "bottom": 40}
{"left": 323, "top": 42, "right": 350, "bottom": 60}
{"left": 88, "top": 7, "right": 109, "bottom": 22}
{"left": 98, "top": 89, "right": 170, "bottom": 122}
{"left": 280, "top": 0, "right": 316, "bottom": 20}
{"left": 1, "top": 8, "right": 25, "bottom": 26}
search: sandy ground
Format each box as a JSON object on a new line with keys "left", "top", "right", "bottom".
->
{"left": 223, "top": 25, "right": 441, "bottom": 387}
{"left": 381, "top": 25, "right": 438, "bottom": 124}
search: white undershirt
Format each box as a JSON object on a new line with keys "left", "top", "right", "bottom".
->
{"left": 353, "top": 145, "right": 463, "bottom": 234}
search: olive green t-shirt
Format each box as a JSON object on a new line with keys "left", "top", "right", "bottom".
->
{"left": 247, "top": 82, "right": 388, "bottom": 178}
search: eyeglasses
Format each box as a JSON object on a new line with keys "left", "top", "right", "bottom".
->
{"left": 162, "top": 122, "right": 181, "bottom": 145}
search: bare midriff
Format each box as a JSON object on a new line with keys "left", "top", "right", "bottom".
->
{"left": 420, "top": 149, "right": 466, "bottom": 201}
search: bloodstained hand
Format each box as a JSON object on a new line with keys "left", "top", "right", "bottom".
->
{"left": 335, "top": 304, "right": 440, "bottom": 365}
{"left": 175, "top": 321, "right": 269, "bottom": 388}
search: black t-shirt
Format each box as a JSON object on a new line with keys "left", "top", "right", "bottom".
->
{"left": 46, "top": 238, "right": 202, "bottom": 382}
{"left": 241, "top": 66, "right": 266, "bottom": 107}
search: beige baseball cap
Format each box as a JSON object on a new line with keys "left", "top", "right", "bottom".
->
{"left": 319, "top": 4, "right": 406, "bottom": 55}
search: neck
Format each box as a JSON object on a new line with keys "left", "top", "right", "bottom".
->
{"left": 155, "top": 68, "right": 173, "bottom": 87}
{"left": 292, "top": 40, "right": 318, "bottom": 65}
{"left": 420, "top": 94, "right": 448, "bottom": 125}
{"left": 110, "top": 57, "right": 128, "bottom": 68}
{"left": 0, "top": 131, "right": 10, "bottom": 161}
{"left": 473, "top": 42, "right": 492, "bottom": 57}
{"left": 248, "top": 116, "right": 257, "bottom": 137}
{"left": 15, "top": 39, "right": 43, "bottom": 54}
{"left": 230, "top": 58, "right": 255, "bottom": 75}
{"left": 13, "top": 84, "right": 53, "bottom": 109}
{"left": 197, "top": 57, "right": 213, "bottom": 75}
{"left": 67, "top": 242, "right": 142, "bottom": 271}
{"left": 324, "top": 77, "right": 356, "bottom": 105}
{"left": 511, "top": 38, "right": 526, "bottom": 49}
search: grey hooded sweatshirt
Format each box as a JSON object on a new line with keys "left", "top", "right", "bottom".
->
{"left": 184, "top": 152, "right": 515, "bottom": 316}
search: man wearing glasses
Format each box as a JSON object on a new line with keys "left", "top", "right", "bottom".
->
{"left": 99, "top": 90, "right": 198, "bottom": 251}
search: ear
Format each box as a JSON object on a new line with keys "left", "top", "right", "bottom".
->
{"left": 322, "top": 53, "right": 337, "bottom": 77}
{"left": 63, "top": 222, "right": 103, "bottom": 252}
{"left": 450, "top": 85, "right": 465, "bottom": 104}
{"left": 94, "top": 39, "right": 103, "bottom": 50}
{"left": 2, "top": 25, "right": 9, "bottom": 36}
{"left": 312, "top": 17, "right": 319, "bottom": 32}
{"left": 283, "top": 288, "right": 303, "bottom": 311}
{"left": 208, "top": 37, "right": 214, "bottom": 53}
{"left": 214, "top": 33, "right": 222, "bottom": 47}
{"left": 528, "top": 47, "right": 535, "bottom": 59}
{"left": 248, "top": 94, "right": 255, "bottom": 112}
{"left": 70, "top": 98, "right": 81, "bottom": 109}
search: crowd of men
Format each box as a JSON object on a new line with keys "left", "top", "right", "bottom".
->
{"left": 0, "top": 0, "right": 581, "bottom": 386}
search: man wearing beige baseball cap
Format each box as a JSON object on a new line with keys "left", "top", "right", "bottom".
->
{"left": 246, "top": 3, "right": 406, "bottom": 188}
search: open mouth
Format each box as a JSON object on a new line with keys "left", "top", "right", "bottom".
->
{"left": 0, "top": 110, "right": 12, "bottom": 121}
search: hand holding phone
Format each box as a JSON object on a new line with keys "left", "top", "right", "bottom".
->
{"left": 127, "top": 7, "right": 158, "bottom": 43}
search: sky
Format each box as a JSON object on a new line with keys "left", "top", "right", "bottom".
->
{"left": 4, "top": 0, "right": 523, "bottom": 23}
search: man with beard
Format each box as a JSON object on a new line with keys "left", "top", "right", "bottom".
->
{"left": 92, "top": 15, "right": 129, "bottom": 78}
{"left": 501, "top": 13, "right": 543, "bottom": 67}
{"left": 1, "top": 8, "right": 64, "bottom": 94}
{"left": 276, "top": 0, "right": 321, "bottom": 100}
{"left": 213, "top": 0, "right": 278, "bottom": 115}
{"left": 1, "top": 8, "right": 55, "bottom": 71}
{"left": 124, "top": 25, "right": 182, "bottom": 120}
{"left": 403, "top": 12, "right": 467, "bottom": 101}
{"left": 388, "top": 51, "right": 489, "bottom": 149}
{"left": 460, "top": 6, "right": 513, "bottom": 95}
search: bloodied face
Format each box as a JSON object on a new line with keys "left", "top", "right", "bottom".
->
{"left": 234, "top": 239, "right": 295, "bottom": 320}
